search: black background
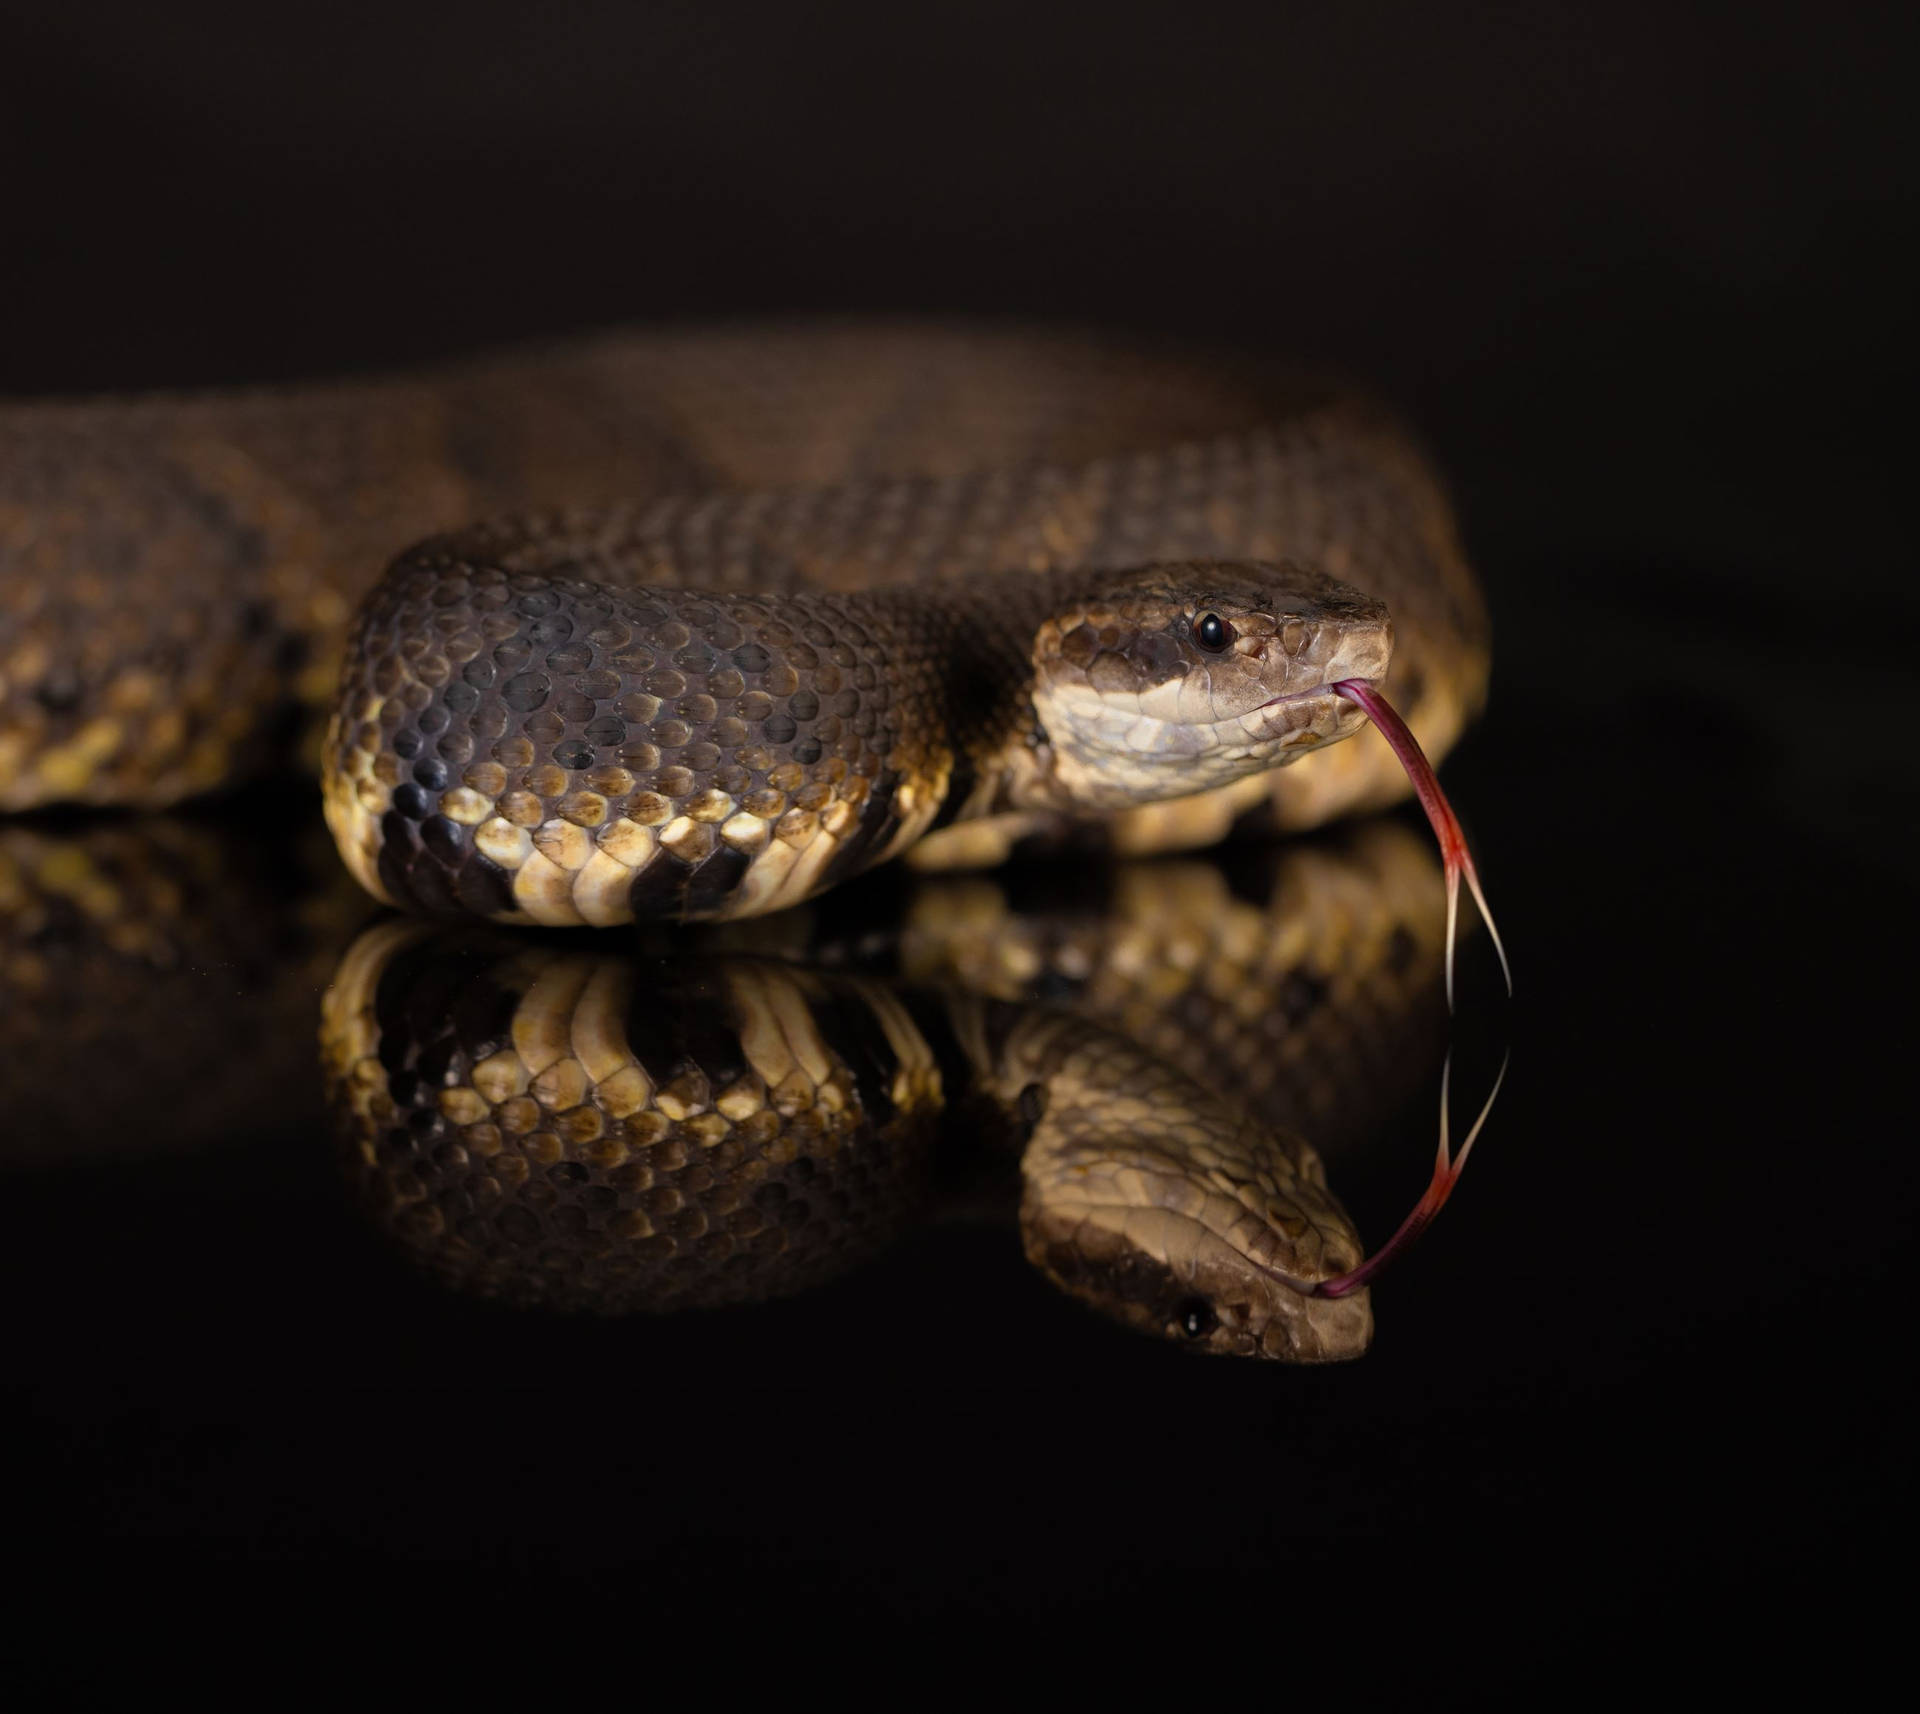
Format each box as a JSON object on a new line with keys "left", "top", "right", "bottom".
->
{"left": 4, "top": 0, "right": 1914, "bottom": 1687}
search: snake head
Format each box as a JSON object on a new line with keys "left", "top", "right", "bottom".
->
{"left": 1029, "top": 560, "right": 1393, "bottom": 810}
{"left": 996, "top": 1010, "right": 1374, "bottom": 1362}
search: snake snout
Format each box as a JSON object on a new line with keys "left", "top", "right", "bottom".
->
{"left": 1257, "top": 1285, "right": 1375, "bottom": 1362}
{"left": 1261, "top": 578, "right": 1394, "bottom": 694}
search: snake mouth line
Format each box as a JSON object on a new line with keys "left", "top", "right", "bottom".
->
{"left": 1253, "top": 674, "right": 1379, "bottom": 714}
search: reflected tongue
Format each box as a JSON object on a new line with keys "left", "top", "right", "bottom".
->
{"left": 1263, "top": 681, "right": 1512, "bottom": 1302}
{"left": 1332, "top": 679, "right": 1510, "bottom": 1009}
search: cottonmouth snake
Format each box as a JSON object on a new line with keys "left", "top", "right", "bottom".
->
{"left": 2, "top": 323, "right": 1490, "bottom": 1353}
{"left": 0, "top": 323, "right": 1488, "bottom": 925}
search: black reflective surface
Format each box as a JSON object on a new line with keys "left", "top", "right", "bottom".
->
{"left": 5, "top": 0, "right": 1911, "bottom": 1683}
{"left": 7, "top": 625, "right": 1902, "bottom": 1653}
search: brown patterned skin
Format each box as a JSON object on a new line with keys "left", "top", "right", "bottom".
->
{"left": 323, "top": 925, "right": 947, "bottom": 1315}
{"left": 882, "top": 819, "right": 1451, "bottom": 1158}
{"left": 1, "top": 324, "right": 1487, "bottom": 905}
{"left": 323, "top": 922, "right": 1373, "bottom": 1358}
{"left": 314, "top": 823, "right": 1448, "bottom": 1357}
{"left": 327, "top": 545, "right": 1392, "bottom": 926}
{"left": 0, "top": 810, "right": 360, "bottom": 1163}
{"left": 0, "top": 799, "right": 1435, "bottom": 1354}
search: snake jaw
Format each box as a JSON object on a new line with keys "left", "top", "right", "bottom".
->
{"left": 1253, "top": 671, "right": 1379, "bottom": 714}
{"left": 1242, "top": 675, "right": 1379, "bottom": 752}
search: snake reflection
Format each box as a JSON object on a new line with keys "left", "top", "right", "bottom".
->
{"left": 321, "top": 819, "right": 1447, "bottom": 1361}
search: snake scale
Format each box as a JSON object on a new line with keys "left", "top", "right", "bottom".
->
{"left": 320, "top": 824, "right": 1448, "bottom": 1360}
{"left": 0, "top": 323, "right": 1488, "bottom": 923}
{"left": 0, "top": 806, "right": 1447, "bottom": 1356}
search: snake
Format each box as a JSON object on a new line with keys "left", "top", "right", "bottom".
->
{"left": 2, "top": 323, "right": 1492, "bottom": 1344}
{"left": 319, "top": 821, "right": 1449, "bottom": 1361}
{"left": 0, "top": 322, "right": 1488, "bottom": 928}
{"left": 1, "top": 792, "right": 1448, "bottom": 1356}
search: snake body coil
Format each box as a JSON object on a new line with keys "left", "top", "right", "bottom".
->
{"left": 0, "top": 324, "right": 1488, "bottom": 917}
{"left": 1, "top": 328, "right": 1492, "bottom": 1353}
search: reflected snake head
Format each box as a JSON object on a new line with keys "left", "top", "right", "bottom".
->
{"left": 993, "top": 1009, "right": 1374, "bottom": 1362}
{"left": 1030, "top": 559, "right": 1393, "bottom": 809}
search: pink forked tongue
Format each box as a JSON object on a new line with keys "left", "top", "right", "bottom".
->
{"left": 1262, "top": 680, "right": 1513, "bottom": 1300}
{"left": 1275, "top": 1049, "right": 1510, "bottom": 1299}
{"left": 1332, "top": 679, "right": 1510, "bottom": 1011}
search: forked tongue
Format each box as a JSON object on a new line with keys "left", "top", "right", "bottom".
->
{"left": 1277, "top": 1047, "right": 1510, "bottom": 1299}
{"left": 1332, "top": 679, "right": 1510, "bottom": 1010}
{"left": 1261, "top": 680, "right": 1513, "bottom": 1300}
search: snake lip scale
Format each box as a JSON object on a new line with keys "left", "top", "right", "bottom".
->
{"left": 1254, "top": 675, "right": 1380, "bottom": 715}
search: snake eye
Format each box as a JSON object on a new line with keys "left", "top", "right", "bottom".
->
{"left": 1193, "top": 612, "right": 1233, "bottom": 652}
{"left": 1176, "top": 1298, "right": 1217, "bottom": 1340}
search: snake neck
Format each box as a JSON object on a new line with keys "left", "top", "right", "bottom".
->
{"left": 888, "top": 570, "right": 1085, "bottom": 826}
